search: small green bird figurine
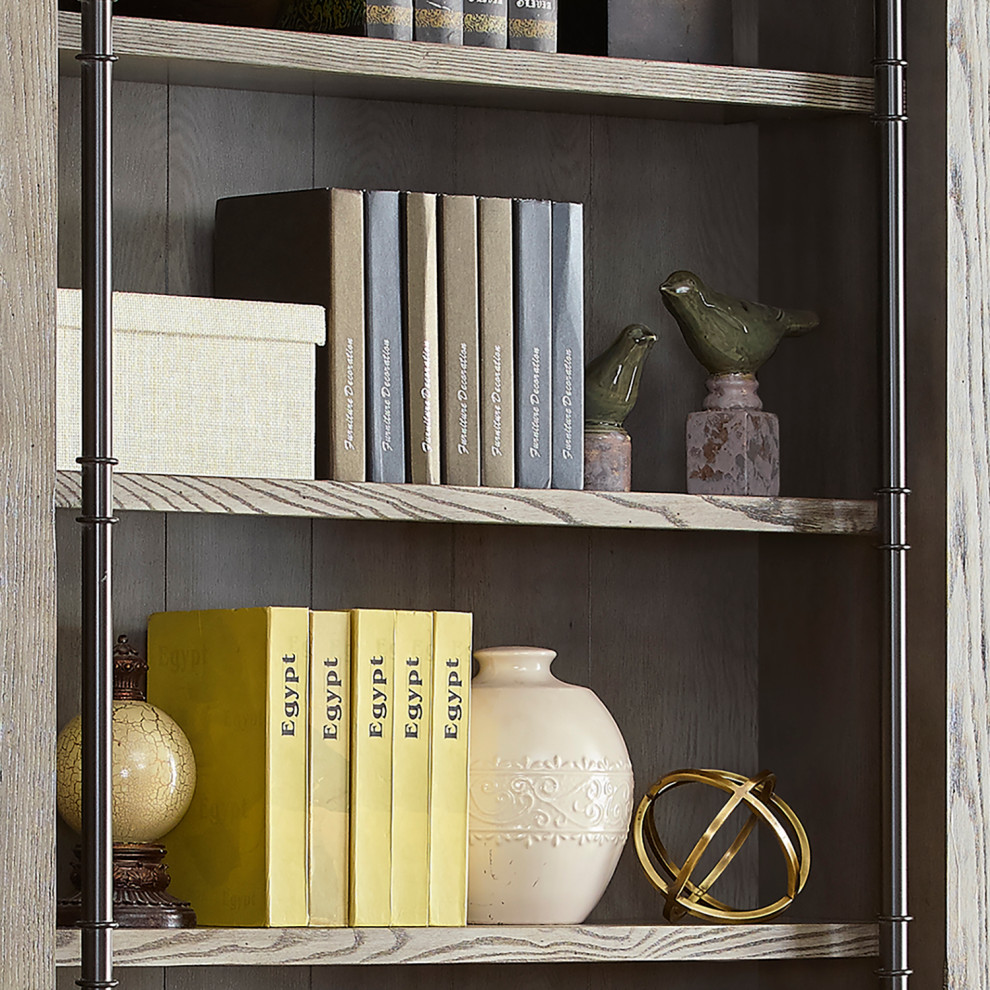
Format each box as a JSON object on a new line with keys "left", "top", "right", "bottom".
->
{"left": 585, "top": 323, "right": 658, "bottom": 429}
{"left": 659, "top": 271, "right": 818, "bottom": 375}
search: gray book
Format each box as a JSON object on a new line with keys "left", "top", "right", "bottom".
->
{"left": 440, "top": 194, "right": 481, "bottom": 486}
{"left": 365, "top": 190, "right": 407, "bottom": 483}
{"left": 514, "top": 198, "right": 552, "bottom": 489}
{"left": 277, "top": 0, "right": 414, "bottom": 40}
{"left": 508, "top": 0, "right": 556, "bottom": 51}
{"left": 464, "top": 0, "right": 507, "bottom": 47}
{"left": 415, "top": 0, "right": 464, "bottom": 43}
{"left": 551, "top": 201, "right": 584, "bottom": 490}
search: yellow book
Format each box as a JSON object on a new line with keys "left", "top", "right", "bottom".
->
{"left": 147, "top": 606, "right": 309, "bottom": 927}
{"left": 309, "top": 610, "right": 350, "bottom": 926}
{"left": 349, "top": 608, "right": 395, "bottom": 926}
{"left": 390, "top": 610, "right": 433, "bottom": 925}
{"left": 428, "top": 610, "right": 473, "bottom": 926}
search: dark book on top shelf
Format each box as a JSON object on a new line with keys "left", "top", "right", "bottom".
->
{"left": 464, "top": 0, "right": 507, "bottom": 47}
{"left": 365, "top": 190, "right": 408, "bottom": 483}
{"left": 214, "top": 187, "right": 367, "bottom": 483}
{"left": 513, "top": 198, "right": 552, "bottom": 489}
{"left": 414, "top": 0, "right": 464, "bottom": 43}
{"left": 277, "top": 0, "right": 414, "bottom": 39}
{"left": 557, "top": 0, "right": 735, "bottom": 64}
{"left": 508, "top": 0, "right": 556, "bottom": 51}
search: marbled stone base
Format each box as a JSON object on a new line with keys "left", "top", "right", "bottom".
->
{"left": 686, "top": 409, "right": 780, "bottom": 496}
{"left": 584, "top": 428, "right": 632, "bottom": 491}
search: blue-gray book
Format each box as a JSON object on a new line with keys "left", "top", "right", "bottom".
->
{"left": 415, "top": 0, "right": 464, "bottom": 43}
{"left": 551, "top": 201, "right": 584, "bottom": 490}
{"left": 365, "top": 190, "right": 407, "bottom": 483}
{"left": 464, "top": 0, "right": 506, "bottom": 47}
{"left": 514, "top": 198, "right": 552, "bottom": 489}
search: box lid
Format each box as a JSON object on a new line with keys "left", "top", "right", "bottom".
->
{"left": 56, "top": 288, "right": 326, "bottom": 346}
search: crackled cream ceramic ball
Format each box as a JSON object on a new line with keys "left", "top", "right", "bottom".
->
{"left": 56, "top": 699, "right": 196, "bottom": 844}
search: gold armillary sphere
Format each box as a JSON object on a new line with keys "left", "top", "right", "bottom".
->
{"left": 633, "top": 768, "right": 810, "bottom": 923}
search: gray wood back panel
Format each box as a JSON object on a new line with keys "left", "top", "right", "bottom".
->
{"left": 57, "top": 77, "right": 169, "bottom": 292}
{"left": 168, "top": 85, "right": 314, "bottom": 296}
{"left": 588, "top": 530, "right": 759, "bottom": 923}
{"left": 757, "top": 0, "right": 874, "bottom": 75}
{"left": 757, "top": 117, "right": 879, "bottom": 499}
{"left": 58, "top": 970, "right": 164, "bottom": 990}
{"left": 591, "top": 117, "right": 758, "bottom": 494}
{"left": 168, "top": 968, "right": 308, "bottom": 990}
{"left": 758, "top": 535, "right": 880, "bottom": 922}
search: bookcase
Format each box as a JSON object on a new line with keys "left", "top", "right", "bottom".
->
{"left": 1, "top": 1, "right": 986, "bottom": 988}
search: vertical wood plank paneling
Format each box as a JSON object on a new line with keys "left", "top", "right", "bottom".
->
{"left": 587, "top": 531, "right": 759, "bottom": 923}
{"left": 946, "top": 1, "right": 990, "bottom": 987}
{"left": 757, "top": 117, "right": 878, "bottom": 499}
{"left": 167, "top": 86, "right": 313, "bottom": 296}
{"left": 757, "top": 0, "right": 873, "bottom": 74}
{"left": 905, "top": 0, "right": 949, "bottom": 985}
{"left": 58, "top": 969, "right": 164, "bottom": 990}
{"left": 589, "top": 118, "right": 758, "bottom": 494}
{"left": 757, "top": 536, "right": 880, "bottom": 923}
{"left": 314, "top": 96, "right": 457, "bottom": 193}
{"left": 58, "top": 78, "right": 169, "bottom": 292}
{"left": 168, "top": 968, "right": 308, "bottom": 990}
{"left": 0, "top": 2, "right": 57, "bottom": 987}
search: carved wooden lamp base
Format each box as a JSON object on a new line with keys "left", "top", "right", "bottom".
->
{"left": 57, "top": 843, "right": 197, "bottom": 928}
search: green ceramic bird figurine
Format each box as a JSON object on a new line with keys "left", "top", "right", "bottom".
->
{"left": 659, "top": 271, "right": 819, "bottom": 375}
{"left": 585, "top": 323, "right": 658, "bottom": 429}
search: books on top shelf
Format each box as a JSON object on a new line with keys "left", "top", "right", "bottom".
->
{"left": 214, "top": 186, "right": 583, "bottom": 492}
{"left": 147, "top": 605, "right": 472, "bottom": 928}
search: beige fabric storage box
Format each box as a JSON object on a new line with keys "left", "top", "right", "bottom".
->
{"left": 57, "top": 289, "right": 326, "bottom": 479}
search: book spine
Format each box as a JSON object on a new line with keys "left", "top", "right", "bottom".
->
{"left": 414, "top": 0, "right": 464, "bottom": 43}
{"left": 309, "top": 610, "right": 351, "bottom": 927}
{"left": 478, "top": 197, "right": 515, "bottom": 488}
{"left": 365, "top": 190, "right": 407, "bottom": 483}
{"left": 428, "top": 610, "right": 472, "bottom": 926}
{"left": 366, "top": 0, "right": 414, "bottom": 39}
{"left": 330, "top": 188, "right": 367, "bottom": 482}
{"left": 349, "top": 608, "right": 395, "bottom": 926}
{"left": 464, "top": 0, "right": 507, "bottom": 47}
{"left": 405, "top": 192, "right": 442, "bottom": 485}
{"left": 551, "top": 201, "right": 585, "bottom": 490}
{"left": 507, "top": 0, "right": 556, "bottom": 51}
{"left": 390, "top": 610, "right": 434, "bottom": 925}
{"left": 513, "top": 198, "right": 552, "bottom": 489}
{"left": 266, "top": 607, "right": 311, "bottom": 926}
{"left": 440, "top": 195, "right": 482, "bottom": 486}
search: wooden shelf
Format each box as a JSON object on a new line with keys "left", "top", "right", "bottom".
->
{"left": 56, "top": 12, "right": 873, "bottom": 121}
{"left": 54, "top": 922, "right": 878, "bottom": 967}
{"left": 54, "top": 471, "right": 877, "bottom": 534}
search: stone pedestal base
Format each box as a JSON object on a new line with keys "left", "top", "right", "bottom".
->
{"left": 686, "top": 409, "right": 780, "bottom": 496}
{"left": 584, "top": 428, "right": 631, "bottom": 491}
{"left": 57, "top": 843, "right": 197, "bottom": 928}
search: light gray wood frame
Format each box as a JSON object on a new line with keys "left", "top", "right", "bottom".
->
{"left": 0, "top": 2, "right": 57, "bottom": 989}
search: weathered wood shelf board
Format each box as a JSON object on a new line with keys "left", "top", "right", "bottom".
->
{"left": 54, "top": 471, "right": 877, "bottom": 534}
{"left": 56, "top": 12, "right": 872, "bottom": 121}
{"left": 55, "top": 922, "right": 879, "bottom": 967}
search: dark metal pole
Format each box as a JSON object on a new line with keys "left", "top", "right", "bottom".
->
{"left": 874, "top": 0, "right": 910, "bottom": 985}
{"left": 77, "top": 1, "right": 118, "bottom": 988}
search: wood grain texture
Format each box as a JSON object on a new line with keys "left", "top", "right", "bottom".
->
{"left": 58, "top": 968, "right": 164, "bottom": 990}
{"left": 0, "top": 2, "right": 57, "bottom": 987}
{"left": 54, "top": 922, "right": 879, "bottom": 967}
{"left": 588, "top": 531, "right": 759, "bottom": 923}
{"left": 167, "top": 84, "right": 313, "bottom": 296}
{"left": 53, "top": 472, "right": 878, "bottom": 534}
{"left": 946, "top": 0, "right": 990, "bottom": 987}
{"left": 57, "top": 77, "right": 168, "bottom": 292}
{"left": 590, "top": 116, "right": 758, "bottom": 494}
{"left": 56, "top": 12, "right": 874, "bottom": 120}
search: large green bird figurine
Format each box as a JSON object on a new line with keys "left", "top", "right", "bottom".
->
{"left": 659, "top": 270, "right": 818, "bottom": 375}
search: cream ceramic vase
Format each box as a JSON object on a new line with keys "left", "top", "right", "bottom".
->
{"left": 468, "top": 646, "right": 635, "bottom": 924}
